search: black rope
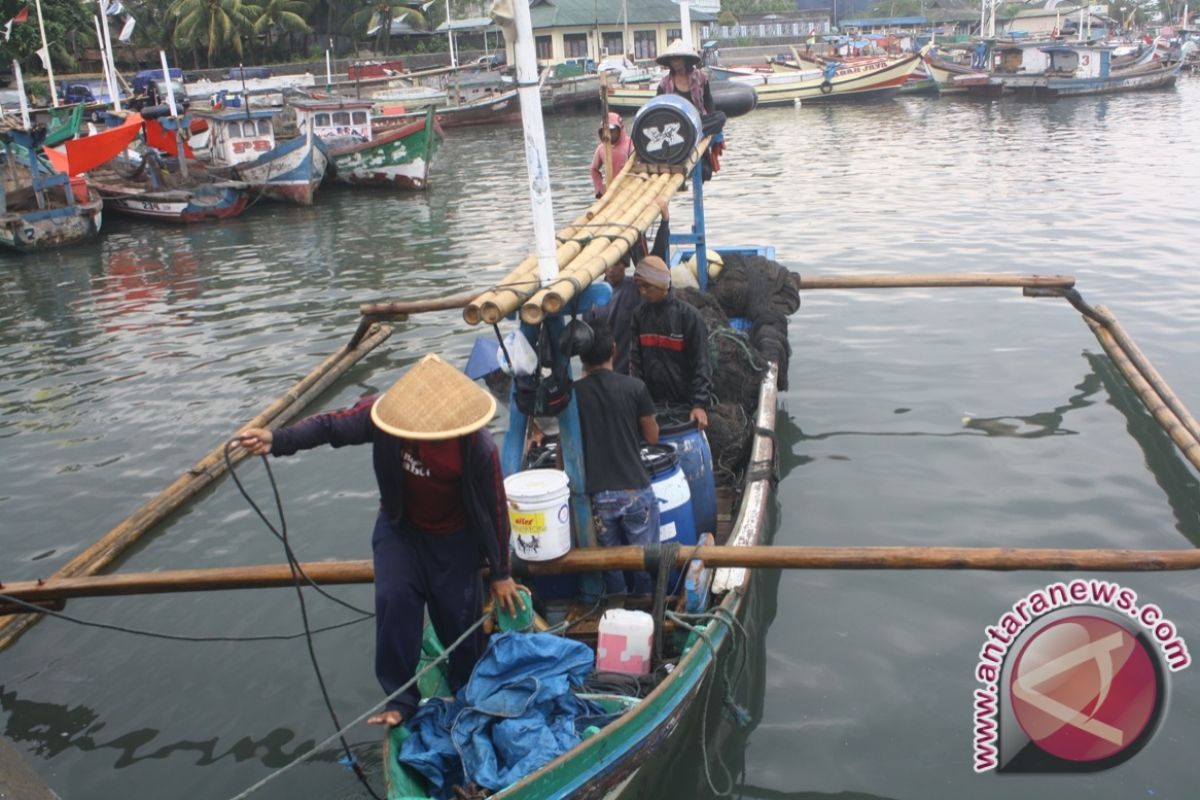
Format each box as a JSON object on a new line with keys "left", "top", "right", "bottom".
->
{"left": 223, "top": 442, "right": 383, "bottom": 800}
{"left": 0, "top": 592, "right": 370, "bottom": 642}
{"left": 651, "top": 541, "right": 679, "bottom": 666}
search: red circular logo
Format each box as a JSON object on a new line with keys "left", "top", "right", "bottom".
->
{"left": 1009, "top": 616, "right": 1158, "bottom": 762}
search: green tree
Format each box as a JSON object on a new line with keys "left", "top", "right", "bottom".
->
{"left": 254, "top": 0, "right": 312, "bottom": 59}
{"left": 167, "top": 0, "right": 262, "bottom": 66}
{"left": 343, "top": 0, "right": 426, "bottom": 54}
{"left": 0, "top": 0, "right": 95, "bottom": 78}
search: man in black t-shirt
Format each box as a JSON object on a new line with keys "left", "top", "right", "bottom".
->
{"left": 574, "top": 319, "right": 661, "bottom": 594}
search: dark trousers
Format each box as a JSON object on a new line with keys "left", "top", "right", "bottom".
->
{"left": 371, "top": 511, "right": 484, "bottom": 719}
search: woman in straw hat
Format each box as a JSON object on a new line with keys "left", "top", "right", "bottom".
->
{"left": 238, "top": 354, "right": 524, "bottom": 728}
{"left": 655, "top": 38, "right": 714, "bottom": 116}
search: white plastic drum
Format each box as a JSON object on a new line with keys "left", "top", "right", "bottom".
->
{"left": 504, "top": 469, "right": 572, "bottom": 561}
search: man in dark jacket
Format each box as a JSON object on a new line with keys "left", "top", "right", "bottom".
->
{"left": 237, "top": 354, "right": 524, "bottom": 728}
{"left": 629, "top": 255, "right": 714, "bottom": 429}
{"left": 586, "top": 199, "right": 670, "bottom": 374}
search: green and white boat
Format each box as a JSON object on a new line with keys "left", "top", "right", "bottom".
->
{"left": 291, "top": 99, "right": 442, "bottom": 190}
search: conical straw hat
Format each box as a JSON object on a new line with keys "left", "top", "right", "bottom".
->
{"left": 656, "top": 39, "right": 702, "bottom": 68}
{"left": 370, "top": 354, "right": 497, "bottom": 440}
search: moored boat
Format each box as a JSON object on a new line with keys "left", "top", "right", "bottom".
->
{"left": 88, "top": 152, "right": 251, "bottom": 223}
{"left": 0, "top": 128, "right": 103, "bottom": 253}
{"left": 607, "top": 52, "right": 923, "bottom": 109}
{"left": 293, "top": 99, "right": 442, "bottom": 189}
{"left": 996, "top": 40, "right": 1193, "bottom": 97}
{"left": 195, "top": 107, "right": 328, "bottom": 205}
{"left": 923, "top": 52, "right": 1004, "bottom": 97}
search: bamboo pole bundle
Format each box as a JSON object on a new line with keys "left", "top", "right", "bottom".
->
{"left": 8, "top": 544, "right": 1200, "bottom": 607}
{"left": 359, "top": 289, "right": 481, "bottom": 319}
{"left": 797, "top": 274, "right": 1077, "bottom": 290}
{"left": 463, "top": 162, "right": 647, "bottom": 325}
{"left": 465, "top": 136, "right": 711, "bottom": 326}
{"left": 0, "top": 324, "right": 393, "bottom": 653}
{"left": 466, "top": 171, "right": 659, "bottom": 325}
{"left": 522, "top": 174, "right": 681, "bottom": 324}
{"left": 1083, "top": 314, "right": 1200, "bottom": 473}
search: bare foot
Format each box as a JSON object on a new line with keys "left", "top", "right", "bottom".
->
{"left": 367, "top": 710, "right": 404, "bottom": 727}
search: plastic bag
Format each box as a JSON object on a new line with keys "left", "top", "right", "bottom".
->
{"left": 498, "top": 330, "right": 538, "bottom": 376}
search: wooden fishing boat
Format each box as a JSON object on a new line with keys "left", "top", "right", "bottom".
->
{"left": 0, "top": 129, "right": 103, "bottom": 253}
{"left": 997, "top": 41, "right": 1192, "bottom": 97}
{"left": 922, "top": 53, "right": 1004, "bottom": 97}
{"left": 88, "top": 154, "right": 250, "bottom": 223}
{"left": 379, "top": 88, "right": 523, "bottom": 130}
{"left": 292, "top": 99, "right": 442, "bottom": 190}
{"left": 606, "top": 53, "right": 923, "bottom": 109}
{"left": 377, "top": 92, "right": 793, "bottom": 798}
{"left": 194, "top": 107, "right": 328, "bottom": 206}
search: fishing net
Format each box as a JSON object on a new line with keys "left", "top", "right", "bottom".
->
{"left": 706, "top": 254, "right": 800, "bottom": 390}
{"left": 675, "top": 288, "right": 765, "bottom": 412}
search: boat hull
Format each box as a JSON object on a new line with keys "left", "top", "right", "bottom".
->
{"left": 384, "top": 354, "right": 781, "bottom": 799}
{"left": 328, "top": 110, "right": 441, "bottom": 190}
{"left": 0, "top": 186, "right": 103, "bottom": 252}
{"left": 232, "top": 133, "right": 329, "bottom": 206}
{"left": 607, "top": 55, "right": 920, "bottom": 109}
{"left": 1003, "top": 62, "right": 1182, "bottom": 97}
{"left": 94, "top": 183, "right": 250, "bottom": 223}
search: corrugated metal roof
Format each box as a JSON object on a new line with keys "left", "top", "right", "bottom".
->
{"left": 529, "top": 0, "right": 716, "bottom": 29}
{"left": 839, "top": 15, "right": 928, "bottom": 26}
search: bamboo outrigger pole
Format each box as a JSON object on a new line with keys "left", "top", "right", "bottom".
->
{"left": 8, "top": 545, "right": 1200, "bottom": 609}
{"left": 0, "top": 324, "right": 394, "bottom": 651}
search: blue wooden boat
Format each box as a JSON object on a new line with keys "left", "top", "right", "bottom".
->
{"left": 997, "top": 40, "right": 1193, "bottom": 97}
{"left": 195, "top": 107, "right": 328, "bottom": 206}
{"left": 0, "top": 129, "right": 103, "bottom": 253}
{"left": 383, "top": 97, "right": 788, "bottom": 799}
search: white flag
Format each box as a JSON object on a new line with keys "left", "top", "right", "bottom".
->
{"left": 2, "top": 20, "right": 11, "bottom": 40}
{"left": 106, "top": 0, "right": 123, "bottom": 15}
{"left": 118, "top": 15, "right": 134, "bottom": 41}
{"left": 34, "top": 44, "right": 49, "bottom": 69}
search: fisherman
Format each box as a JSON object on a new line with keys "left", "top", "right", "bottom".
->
{"left": 655, "top": 39, "right": 715, "bottom": 116}
{"left": 574, "top": 318, "right": 660, "bottom": 594}
{"left": 236, "top": 354, "right": 524, "bottom": 728}
{"left": 629, "top": 255, "right": 714, "bottom": 430}
{"left": 590, "top": 112, "right": 633, "bottom": 199}
{"left": 585, "top": 198, "right": 670, "bottom": 374}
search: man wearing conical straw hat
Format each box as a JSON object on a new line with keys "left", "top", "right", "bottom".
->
{"left": 239, "top": 354, "right": 524, "bottom": 728}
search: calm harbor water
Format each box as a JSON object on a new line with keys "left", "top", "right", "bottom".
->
{"left": 3, "top": 81, "right": 1200, "bottom": 800}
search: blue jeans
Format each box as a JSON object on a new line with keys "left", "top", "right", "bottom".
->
{"left": 592, "top": 487, "right": 660, "bottom": 594}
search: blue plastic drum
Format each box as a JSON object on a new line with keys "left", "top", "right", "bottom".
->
{"left": 657, "top": 421, "right": 717, "bottom": 538}
{"left": 641, "top": 444, "right": 697, "bottom": 547}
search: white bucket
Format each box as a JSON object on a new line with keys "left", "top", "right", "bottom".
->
{"left": 504, "top": 469, "right": 571, "bottom": 561}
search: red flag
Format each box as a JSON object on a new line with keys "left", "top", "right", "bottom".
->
{"left": 11, "top": 7, "right": 28, "bottom": 23}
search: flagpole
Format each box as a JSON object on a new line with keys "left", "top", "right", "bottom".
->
{"left": 94, "top": 16, "right": 116, "bottom": 110}
{"left": 33, "top": 0, "right": 58, "bottom": 106}
{"left": 98, "top": 0, "right": 121, "bottom": 111}
{"left": 13, "top": 59, "right": 31, "bottom": 128}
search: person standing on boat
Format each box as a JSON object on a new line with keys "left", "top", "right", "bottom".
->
{"left": 629, "top": 255, "right": 714, "bottom": 430}
{"left": 655, "top": 39, "right": 714, "bottom": 116}
{"left": 590, "top": 112, "right": 633, "bottom": 199}
{"left": 236, "top": 354, "right": 524, "bottom": 728}
{"left": 585, "top": 198, "right": 670, "bottom": 374}
{"left": 575, "top": 319, "right": 661, "bottom": 594}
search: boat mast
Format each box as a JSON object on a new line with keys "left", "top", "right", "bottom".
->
{"left": 679, "top": 0, "right": 693, "bottom": 50}
{"left": 445, "top": 0, "right": 457, "bottom": 67}
{"left": 510, "top": 0, "right": 557, "bottom": 284}
{"left": 160, "top": 49, "right": 188, "bottom": 180}
{"left": 98, "top": 0, "right": 122, "bottom": 111}
{"left": 12, "top": 60, "right": 31, "bottom": 128}
{"left": 33, "top": 0, "right": 58, "bottom": 106}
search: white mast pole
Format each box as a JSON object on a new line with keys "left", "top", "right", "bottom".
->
{"left": 33, "top": 0, "right": 58, "bottom": 106}
{"left": 98, "top": 0, "right": 122, "bottom": 111}
{"left": 13, "top": 60, "right": 31, "bottom": 128}
{"left": 680, "top": 1, "right": 693, "bottom": 50}
{"left": 510, "top": 0, "right": 557, "bottom": 284}
{"left": 446, "top": 0, "right": 457, "bottom": 67}
{"left": 94, "top": 16, "right": 115, "bottom": 105}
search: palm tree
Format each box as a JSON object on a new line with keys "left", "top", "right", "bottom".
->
{"left": 344, "top": 0, "right": 426, "bottom": 55}
{"left": 168, "top": 0, "right": 262, "bottom": 66}
{"left": 254, "top": 0, "right": 312, "bottom": 59}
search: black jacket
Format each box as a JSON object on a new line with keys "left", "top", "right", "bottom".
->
{"left": 630, "top": 292, "right": 713, "bottom": 409}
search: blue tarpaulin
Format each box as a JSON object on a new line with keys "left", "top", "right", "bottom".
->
{"left": 399, "top": 632, "right": 606, "bottom": 798}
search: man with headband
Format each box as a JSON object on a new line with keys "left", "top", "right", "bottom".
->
{"left": 629, "top": 255, "right": 714, "bottom": 430}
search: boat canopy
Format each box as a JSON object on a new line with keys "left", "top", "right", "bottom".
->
{"left": 195, "top": 108, "right": 279, "bottom": 168}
